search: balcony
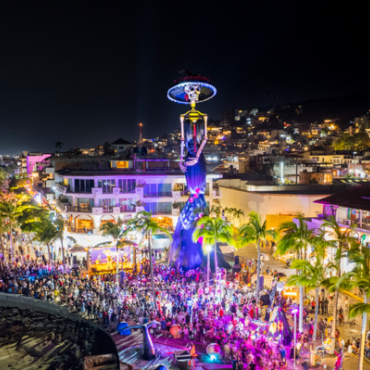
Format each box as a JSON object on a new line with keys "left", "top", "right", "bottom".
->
{"left": 172, "top": 190, "right": 181, "bottom": 199}
{"left": 143, "top": 192, "right": 172, "bottom": 198}
{"left": 46, "top": 179, "right": 55, "bottom": 188}
{"left": 56, "top": 183, "right": 69, "bottom": 194}
{"left": 337, "top": 217, "right": 357, "bottom": 227}
{"left": 120, "top": 206, "right": 136, "bottom": 213}
{"left": 212, "top": 189, "right": 222, "bottom": 198}
{"left": 67, "top": 227, "right": 94, "bottom": 234}
{"left": 172, "top": 208, "right": 180, "bottom": 216}
{"left": 66, "top": 206, "right": 92, "bottom": 213}
{"left": 92, "top": 206, "right": 122, "bottom": 215}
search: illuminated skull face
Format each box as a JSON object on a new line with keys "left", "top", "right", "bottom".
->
{"left": 184, "top": 84, "right": 201, "bottom": 102}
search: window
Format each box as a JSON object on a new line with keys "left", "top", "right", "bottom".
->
{"left": 74, "top": 179, "right": 94, "bottom": 193}
{"left": 117, "top": 161, "right": 128, "bottom": 168}
{"left": 144, "top": 184, "right": 158, "bottom": 197}
{"left": 158, "top": 184, "right": 171, "bottom": 196}
{"left": 144, "top": 202, "right": 172, "bottom": 214}
{"left": 158, "top": 202, "right": 172, "bottom": 214}
{"left": 98, "top": 179, "right": 116, "bottom": 193}
{"left": 144, "top": 184, "right": 171, "bottom": 197}
{"left": 118, "top": 179, "right": 136, "bottom": 193}
{"left": 76, "top": 198, "right": 94, "bottom": 208}
{"left": 144, "top": 202, "right": 158, "bottom": 214}
{"left": 99, "top": 199, "right": 116, "bottom": 207}
{"left": 119, "top": 199, "right": 135, "bottom": 212}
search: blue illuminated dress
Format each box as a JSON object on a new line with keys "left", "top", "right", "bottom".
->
{"left": 169, "top": 119, "right": 207, "bottom": 270}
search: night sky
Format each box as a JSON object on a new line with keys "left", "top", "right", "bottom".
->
{"left": 0, "top": 2, "right": 369, "bottom": 155}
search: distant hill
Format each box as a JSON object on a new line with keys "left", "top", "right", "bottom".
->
{"left": 272, "top": 89, "right": 370, "bottom": 127}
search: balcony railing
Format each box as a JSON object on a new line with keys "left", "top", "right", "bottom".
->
{"left": 67, "top": 227, "right": 94, "bottom": 234}
{"left": 102, "top": 206, "right": 114, "bottom": 213}
{"left": 56, "top": 183, "right": 70, "bottom": 192}
{"left": 120, "top": 206, "right": 136, "bottom": 213}
{"left": 120, "top": 189, "right": 136, "bottom": 194}
{"left": 66, "top": 206, "right": 92, "bottom": 213}
{"left": 337, "top": 217, "right": 358, "bottom": 226}
{"left": 57, "top": 201, "right": 70, "bottom": 210}
{"left": 144, "top": 192, "right": 172, "bottom": 198}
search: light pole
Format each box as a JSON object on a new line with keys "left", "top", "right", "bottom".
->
{"left": 292, "top": 308, "right": 298, "bottom": 369}
{"left": 340, "top": 339, "right": 345, "bottom": 370}
{"left": 206, "top": 245, "right": 212, "bottom": 289}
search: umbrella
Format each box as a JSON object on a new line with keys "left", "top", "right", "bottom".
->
{"left": 275, "top": 273, "right": 286, "bottom": 279}
{"left": 69, "top": 245, "right": 87, "bottom": 253}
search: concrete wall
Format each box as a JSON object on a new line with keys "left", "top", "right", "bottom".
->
{"left": 0, "top": 292, "right": 119, "bottom": 367}
{"left": 219, "top": 186, "right": 327, "bottom": 224}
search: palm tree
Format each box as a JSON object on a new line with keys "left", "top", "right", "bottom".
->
{"left": 55, "top": 141, "right": 63, "bottom": 153}
{"left": 100, "top": 218, "right": 125, "bottom": 285}
{"left": 233, "top": 208, "right": 244, "bottom": 226}
{"left": 54, "top": 218, "right": 67, "bottom": 273}
{"left": 0, "top": 217, "right": 9, "bottom": 264}
{"left": 336, "top": 245, "right": 370, "bottom": 370}
{"left": 0, "top": 200, "right": 31, "bottom": 262}
{"left": 276, "top": 216, "right": 315, "bottom": 332}
{"left": 32, "top": 218, "right": 57, "bottom": 264}
{"left": 286, "top": 239, "right": 329, "bottom": 345}
{"left": 126, "top": 211, "right": 171, "bottom": 306}
{"left": 320, "top": 216, "right": 357, "bottom": 354}
{"left": 239, "top": 212, "right": 276, "bottom": 297}
{"left": 193, "top": 216, "right": 233, "bottom": 296}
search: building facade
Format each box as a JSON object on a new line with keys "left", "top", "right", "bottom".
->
{"left": 54, "top": 158, "right": 221, "bottom": 247}
{"left": 300, "top": 185, "right": 370, "bottom": 272}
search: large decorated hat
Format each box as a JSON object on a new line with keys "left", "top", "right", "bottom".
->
{"left": 167, "top": 71, "right": 217, "bottom": 105}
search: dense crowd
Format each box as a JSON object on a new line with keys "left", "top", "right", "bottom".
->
{"left": 0, "top": 256, "right": 367, "bottom": 370}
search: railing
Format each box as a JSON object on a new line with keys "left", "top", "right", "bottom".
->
{"left": 70, "top": 189, "right": 92, "bottom": 194}
{"left": 120, "top": 188, "right": 136, "bottom": 194}
{"left": 67, "top": 227, "right": 94, "bottom": 234}
{"left": 316, "top": 213, "right": 335, "bottom": 220}
{"left": 144, "top": 192, "right": 172, "bottom": 197}
{"left": 57, "top": 201, "right": 70, "bottom": 209}
{"left": 101, "top": 206, "right": 114, "bottom": 213}
{"left": 120, "top": 206, "right": 136, "bottom": 213}
{"left": 66, "top": 206, "right": 92, "bottom": 213}
{"left": 150, "top": 210, "right": 172, "bottom": 215}
{"left": 213, "top": 189, "right": 221, "bottom": 197}
{"left": 338, "top": 217, "right": 358, "bottom": 226}
{"left": 56, "top": 183, "right": 70, "bottom": 192}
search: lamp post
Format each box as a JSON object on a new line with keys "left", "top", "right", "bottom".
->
{"left": 206, "top": 245, "right": 212, "bottom": 289}
{"left": 340, "top": 339, "right": 345, "bottom": 370}
{"left": 292, "top": 308, "right": 298, "bottom": 369}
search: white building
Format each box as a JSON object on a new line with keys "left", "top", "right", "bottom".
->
{"left": 54, "top": 158, "right": 221, "bottom": 248}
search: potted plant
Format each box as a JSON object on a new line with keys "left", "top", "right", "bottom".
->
{"left": 172, "top": 202, "right": 180, "bottom": 216}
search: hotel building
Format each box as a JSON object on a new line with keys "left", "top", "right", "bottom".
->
{"left": 54, "top": 157, "right": 221, "bottom": 247}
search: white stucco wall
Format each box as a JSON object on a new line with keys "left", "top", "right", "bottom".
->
{"left": 219, "top": 186, "right": 328, "bottom": 223}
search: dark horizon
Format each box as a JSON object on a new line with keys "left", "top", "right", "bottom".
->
{"left": 0, "top": 2, "right": 369, "bottom": 155}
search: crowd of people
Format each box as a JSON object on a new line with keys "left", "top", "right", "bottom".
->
{"left": 0, "top": 254, "right": 364, "bottom": 370}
